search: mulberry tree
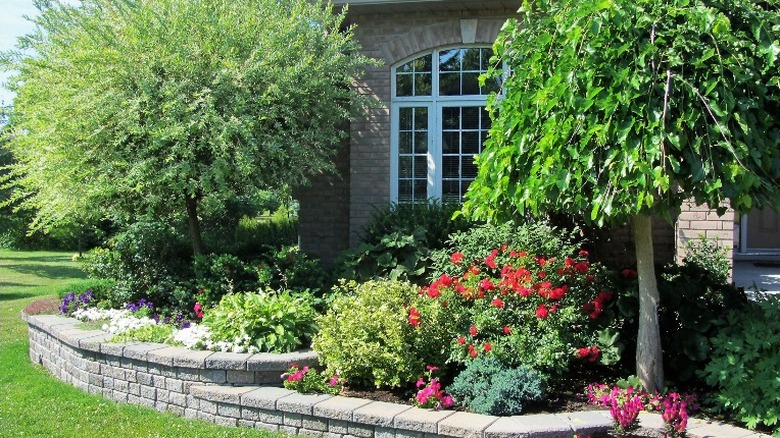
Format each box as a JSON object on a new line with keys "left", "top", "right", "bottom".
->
{"left": 464, "top": 0, "right": 780, "bottom": 391}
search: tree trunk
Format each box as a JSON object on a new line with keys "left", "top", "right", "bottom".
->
{"left": 632, "top": 214, "right": 664, "bottom": 393}
{"left": 185, "top": 196, "right": 206, "bottom": 256}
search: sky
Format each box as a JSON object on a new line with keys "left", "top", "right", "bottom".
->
{"left": 0, "top": 0, "right": 41, "bottom": 107}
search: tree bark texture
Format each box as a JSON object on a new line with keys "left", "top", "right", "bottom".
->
{"left": 185, "top": 196, "right": 206, "bottom": 256}
{"left": 632, "top": 214, "right": 664, "bottom": 393}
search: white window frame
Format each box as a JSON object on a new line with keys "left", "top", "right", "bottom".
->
{"left": 390, "top": 46, "right": 497, "bottom": 202}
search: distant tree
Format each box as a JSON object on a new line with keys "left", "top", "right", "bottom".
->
{"left": 1, "top": 0, "right": 373, "bottom": 254}
{"left": 464, "top": 0, "right": 780, "bottom": 392}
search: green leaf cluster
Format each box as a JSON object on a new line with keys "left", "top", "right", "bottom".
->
{"left": 700, "top": 297, "right": 780, "bottom": 432}
{"left": 464, "top": 0, "right": 780, "bottom": 225}
{"left": 202, "top": 290, "right": 317, "bottom": 353}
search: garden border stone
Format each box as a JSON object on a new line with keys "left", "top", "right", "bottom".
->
{"left": 22, "top": 312, "right": 771, "bottom": 438}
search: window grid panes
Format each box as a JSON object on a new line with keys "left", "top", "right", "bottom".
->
{"left": 397, "top": 107, "right": 429, "bottom": 202}
{"left": 393, "top": 47, "right": 498, "bottom": 203}
{"left": 441, "top": 106, "right": 491, "bottom": 202}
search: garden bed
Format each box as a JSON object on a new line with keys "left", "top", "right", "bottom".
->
{"left": 22, "top": 308, "right": 762, "bottom": 438}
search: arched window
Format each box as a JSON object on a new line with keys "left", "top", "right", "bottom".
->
{"left": 391, "top": 47, "right": 500, "bottom": 203}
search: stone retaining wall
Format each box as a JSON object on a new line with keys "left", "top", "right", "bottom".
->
{"left": 25, "top": 312, "right": 758, "bottom": 438}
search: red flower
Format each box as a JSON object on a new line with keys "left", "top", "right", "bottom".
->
{"left": 469, "top": 265, "right": 480, "bottom": 275}
{"left": 503, "top": 325, "right": 511, "bottom": 335}
{"left": 483, "top": 342, "right": 492, "bottom": 352}
{"left": 469, "top": 325, "right": 478, "bottom": 336}
{"left": 468, "top": 344, "right": 478, "bottom": 358}
{"left": 480, "top": 278, "right": 496, "bottom": 292}
{"left": 536, "top": 304, "right": 549, "bottom": 319}
{"left": 408, "top": 307, "right": 421, "bottom": 327}
{"left": 574, "top": 261, "right": 590, "bottom": 274}
{"left": 537, "top": 257, "right": 547, "bottom": 266}
{"left": 485, "top": 249, "right": 499, "bottom": 269}
{"left": 588, "top": 346, "right": 600, "bottom": 362}
{"left": 621, "top": 268, "right": 638, "bottom": 279}
{"left": 492, "top": 297, "right": 505, "bottom": 308}
{"left": 579, "top": 249, "right": 589, "bottom": 257}
{"left": 457, "top": 336, "right": 466, "bottom": 345}
{"left": 538, "top": 271, "right": 547, "bottom": 279}
{"left": 425, "top": 287, "right": 440, "bottom": 299}
{"left": 577, "top": 347, "right": 590, "bottom": 358}
{"left": 549, "top": 285, "right": 568, "bottom": 300}
{"left": 450, "top": 252, "right": 465, "bottom": 265}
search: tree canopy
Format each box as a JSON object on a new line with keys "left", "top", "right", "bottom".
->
{"left": 464, "top": 0, "right": 780, "bottom": 391}
{"left": 1, "top": 0, "right": 373, "bottom": 253}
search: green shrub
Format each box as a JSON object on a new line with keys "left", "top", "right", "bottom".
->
{"left": 447, "top": 357, "right": 546, "bottom": 415}
{"left": 430, "top": 221, "right": 581, "bottom": 277}
{"left": 81, "top": 221, "right": 194, "bottom": 313}
{"left": 263, "top": 246, "right": 329, "bottom": 294}
{"left": 312, "top": 279, "right": 462, "bottom": 388}
{"left": 203, "top": 290, "right": 317, "bottom": 353}
{"left": 193, "top": 253, "right": 261, "bottom": 305}
{"left": 336, "top": 201, "right": 472, "bottom": 284}
{"left": 682, "top": 236, "right": 731, "bottom": 284}
{"left": 231, "top": 215, "right": 298, "bottom": 257}
{"left": 110, "top": 323, "right": 175, "bottom": 344}
{"left": 700, "top": 297, "right": 780, "bottom": 432}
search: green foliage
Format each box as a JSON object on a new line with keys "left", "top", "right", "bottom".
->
{"left": 362, "top": 201, "right": 471, "bottom": 248}
{"left": 1, "top": 0, "right": 374, "bottom": 252}
{"left": 337, "top": 201, "right": 472, "bottom": 284}
{"left": 447, "top": 357, "right": 546, "bottom": 415}
{"left": 682, "top": 236, "right": 731, "bottom": 284}
{"left": 464, "top": 0, "right": 780, "bottom": 225}
{"left": 282, "top": 364, "right": 342, "bottom": 395}
{"left": 430, "top": 221, "right": 581, "bottom": 277}
{"left": 110, "top": 323, "right": 175, "bottom": 344}
{"left": 193, "top": 253, "right": 261, "bottom": 305}
{"left": 701, "top": 297, "right": 780, "bottom": 432}
{"left": 81, "top": 221, "right": 193, "bottom": 312}
{"left": 312, "top": 280, "right": 460, "bottom": 388}
{"left": 615, "top": 262, "right": 746, "bottom": 384}
{"left": 337, "top": 228, "right": 432, "bottom": 284}
{"left": 202, "top": 291, "right": 317, "bottom": 353}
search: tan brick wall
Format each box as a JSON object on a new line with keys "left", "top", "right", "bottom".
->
{"left": 676, "top": 200, "right": 735, "bottom": 266}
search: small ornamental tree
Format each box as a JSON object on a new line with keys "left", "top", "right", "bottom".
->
{"left": 1, "top": 0, "right": 373, "bottom": 254}
{"left": 464, "top": 0, "right": 780, "bottom": 392}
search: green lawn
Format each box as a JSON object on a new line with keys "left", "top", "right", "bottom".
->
{"left": 0, "top": 249, "right": 295, "bottom": 437}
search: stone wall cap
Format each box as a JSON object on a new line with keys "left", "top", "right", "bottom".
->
{"left": 312, "top": 395, "right": 373, "bottom": 421}
{"left": 205, "top": 352, "right": 252, "bottom": 370}
{"left": 241, "top": 386, "right": 296, "bottom": 410}
{"left": 439, "top": 411, "right": 500, "bottom": 438}
{"left": 190, "top": 385, "right": 256, "bottom": 404}
{"left": 277, "top": 392, "right": 334, "bottom": 415}
{"left": 352, "top": 400, "right": 413, "bottom": 427}
{"left": 394, "top": 406, "right": 456, "bottom": 434}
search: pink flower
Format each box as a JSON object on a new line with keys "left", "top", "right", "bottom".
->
{"left": 328, "top": 374, "right": 340, "bottom": 387}
{"left": 426, "top": 365, "right": 439, "bottom": 372}
{"left": 441, "top": 395, "right": 454, "bottom": 408}
{"left": 492, "top": 297, "right": 505, "bottom": 308}
{"left": 194, "top": 302, "right": 204, "bottom": 319}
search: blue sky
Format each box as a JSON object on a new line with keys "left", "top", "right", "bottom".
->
{"left": 0, "top": 0, "right": 42, "bottom": 106}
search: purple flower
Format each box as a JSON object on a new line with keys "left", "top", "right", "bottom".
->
{"left": 180, "top": 321, "right": 191, "bottom": 329}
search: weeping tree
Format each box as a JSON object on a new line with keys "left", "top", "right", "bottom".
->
{"left": 464, "top": 0, "right": 780, "bottom": 392}
{"left": 1, "top": 0, "right": 373, "bottom": 255}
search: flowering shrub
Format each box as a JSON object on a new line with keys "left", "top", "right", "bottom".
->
{"left": 418, "top": 246, "right": 620, "bottom": 374}
{"left": 59, "top": 290, "right": 95, "bottom": 315}
{"left": 587, "top": 380, "right": 697, "bottom": 438}
{"left": 282, "top": 363, "right": 342, "bottom": 395}
{"left": 413, "top": 365, "right": 453, "bottom": 410}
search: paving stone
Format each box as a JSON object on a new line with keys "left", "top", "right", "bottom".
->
{"left": 687, "top": 421, "right": 762, "bottom": 438}
{"left": 438, "top": 411, "right": 499, "bottom": 438}
{"left": 190, "top": 385, "right": 256, "bottom": 404}
{"left": 353, "top": 401, "right": 413, "bottom": 427}
{"left": 394, "top": 407, "right": 455, "bottom": 434}
{"left": 485, "top": 415, "right": 573, "bottom": 438}
{"left": 122, "top": 342, "right": 168, "bottom": 361}
{"left": 246, "top": 350, "right": 319, "bottom": 371}
{"left": 200, "top": 369, "right": 227, "bottom": 384}
{"left": 79, "top": 332, "right": 111, "bottom": 352}
{"left": 348, "top": 422, "right": 375, "bottom": 438}
{"left": 556, "top": 410, "right": 613, "bottom": 435}
{"left": 302, "top": 414, "right": 329, "bottom": 432}
{"left": 314, "top": 395, "right": 372, "bottom": 421}
{"left": 375, "top": 426, "right": 397, "bottom": 438}
{"left": 278, "top": 392, "right": 334, "bottom": 415}
{"left": 218, "top": 403, "right": 242, "bottom": 419}
{"left": 241, "top": 387, "right": 295, "bottom": 410}
{"left": 206, "top": 352, "right": 252, "bottom": 370}
{"left": 172, "top": 350, "right": 213, "bottom": 369}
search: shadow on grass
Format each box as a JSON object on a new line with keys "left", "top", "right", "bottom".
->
{"left": 0, "top": 291, "right": 38, "bottom": 302}
{"left": 2, "top": 255, "right": 74, "bottom": 263}
{"left": 0, "top": 282, "right": 34, "bottom": 288}
{"left": 2, "top": 264, "right": 86, "bottom": 280}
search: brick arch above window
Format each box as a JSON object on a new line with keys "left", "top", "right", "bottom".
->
{"left": 381, "top": 18, "right": 506, "bottom": 66}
